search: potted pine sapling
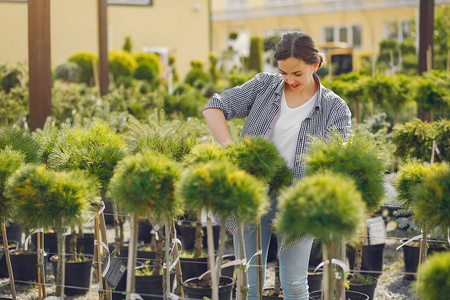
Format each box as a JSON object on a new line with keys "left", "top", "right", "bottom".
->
{"left": 411, "top": 163, "right": 449, "bottom": 296}
{"left": 47, "top": 119, "right": 126, "bottom": 278}
{"left": 275, "top": 171, "right": 366, "bottom": 300}
{"left": 177, "top": 160, "right": 269, "bottom": 300}
{"left": 5, "top": 164, "right": 99, "bottom": 298}
{"left": 415, "top": 251, "right": 450, "bottom": 300}
{"left": 179, "top": 142, "right": 228, "bottom": 281}
{"left": 125, "top": 115, "right": 202, "bottom": 294}
{"left": 303, "top": 130, "right": 386, "bottom": 298}
{"left": 396, "top": 160, "right": 446, "bottom": 279}
{"left": 109, "top": 149, "right": 182, "bottom": 300}
{"left": 225, "top": 136, "right": 293, "bottom": 299}
{"left": 0, "top": 148, "right": 25, "bottom": 300}
{"left": 0, "top": 126, "right": 42, "bottom": 298}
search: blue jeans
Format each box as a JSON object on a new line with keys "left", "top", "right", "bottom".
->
{"left": 233, "top": 214, "right": 313, "bottom": 300}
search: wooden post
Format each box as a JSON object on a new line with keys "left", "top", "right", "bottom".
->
{"left": 28, "top": 0, "right": 52, "bottom": 131}
{"left": 98, "top": 0, "right": 109, "bottom": 96}
{"left": 95, "top": 205, "right": 104, "bottom": 300}
{"left": 1, "top": 224, "right": 16, "bottom": 300}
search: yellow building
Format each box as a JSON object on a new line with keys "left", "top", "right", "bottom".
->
{"left": 0, "top": 0, "right": 448, "bottom": 80}
{"left": 0, "top": 0, "right": 211, "bottom": 80}
{"left": 211, "top": 0, "right": 449, "bottom": 74}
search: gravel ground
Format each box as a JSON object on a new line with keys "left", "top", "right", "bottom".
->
{"left": 0, "top": 220, "right": 420, "bottom": 299}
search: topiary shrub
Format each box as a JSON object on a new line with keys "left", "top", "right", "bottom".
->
{"left": 0, "top": 68, "right": 24, "bottom": 94}
{"left": 412, "top": 163, "right": 449, "bottom": 235}
{"left": 134, "top": 52, "right": 162, "bottom": 74}
{"left": 54, "top": 62, "right": 81, "bottom": 83}
{"left": 134, "top": 62, "right": 158, "bottom": 83}
{"left": 109, "top": 50, "right": 137, "bottom": 80}
{"left": 0, "top": 126, "right": 41, "bottom": 163}
{"left": 184, "top": 60, "right": 210, "bottom": 89}
{"left": 415, "top": 251, "right": 450, "bottom": 300}
{"left": 67, "top": 51, "right": 98, "bottom": 84}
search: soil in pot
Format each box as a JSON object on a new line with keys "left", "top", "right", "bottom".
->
{"left": 347, "top": 274, "right": 378, "bottom": 300}
{"left": 0, "top": 241, "right": 19, "bottom": 278}
{"left": 309, "top": 290, "right": 369, "bottom": 300}
{"left": 50, "top": 255, "right": 94, "bottom": 296}
{"left": 183, "top": 275, "right": 234, "bottom": 300}
{"left": 347, "top": 243, "right": 385, "bottom": 277}
{"left": 135, "top": 264, "right": 176, "bottom": 300}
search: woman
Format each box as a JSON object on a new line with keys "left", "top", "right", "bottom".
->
{"left": 203, "top": 32, "right": 351, "bottom": 300}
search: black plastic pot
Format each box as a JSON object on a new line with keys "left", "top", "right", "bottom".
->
{"left": 402, "top": 239, "right": 448, "bottom": 280}
{"left": 9, "top": 250, "right": 40, "bottom": 283}
{"left": 5, "top": 223, "right": 23, "bottom": 248}
{"left": 267, "top": 233, "right": 277, "bottom": 262}
{"left": 138, "top": 219, "right": 153, "bottom": 243}
{"left": 179, "top": 221, "right": 220, "bottom": 251}
{"left": 183, "top": 275, "right": 234, "bottom": 300}
{"left": 0, "top": 240, "right": 19, "bottom": 278}
{"left": 309, "top": 290, "right": 369, "bottom": 300}
{"left": 308, "top": 239, "right": 322, "bottom": 269}
{"left": 180, "top": 255, "right": 208, "bottom": 282}
{"left": 110, "top": 259, "right": 144, "bottom": 300}
{"left": 347, "top": 243, "right": 385, "bottom": 277}
{"left": 135, "top": 269, "right": 175, "bottom": 300}
{"left": 50, "top": 255, "right": 93, "bottom": 296}
{"left": 347, "top": 275, "right": 378, "bottom": 300}
{"left": 307, "top": 272, "right": 323, "bottom": 294}
{"left": 31, "top": 232, "right": 58, "bottom": 259}
{"left": 221, "top": 254, "right": 235, "bottom": 278}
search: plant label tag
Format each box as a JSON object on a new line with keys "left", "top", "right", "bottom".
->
{"left": 102, "top": 254, "right": 126, "bottom": 288}
{"left": 366, "top": 216, "right": 386, "bottom": 245}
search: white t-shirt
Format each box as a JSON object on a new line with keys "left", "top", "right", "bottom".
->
{"left": 269, "top": 89, "right": 317, "bottom": 169}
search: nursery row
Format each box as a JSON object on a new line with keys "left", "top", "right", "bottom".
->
{"left": 0, "top": 115, "right": 448, "bottom": 300}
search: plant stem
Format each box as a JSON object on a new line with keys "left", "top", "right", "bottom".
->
{"left": 125, "top": 213, "right": 138, "bottom": 300}
{"left": 164, "top": 217, "right": 171, "bottom": 300}
{"left": 55, "top": 220, "right": 66, "bottom": 298}
{"left": 1, "top": 223, "right": 16, "bottom": 300}
{"left": 237, "top": 220, "right": 248, "bottom": 300}
{"left": 170, "top": 219, "right": 184, "bottom": 299}
{"left": 193, "top": 212, "right": 203, "bottom": 258}
{"left": 207, "top": 215, "right": 219, "bottom": 300}
{"left": 322, "top": 241, "right": 334, "bottom": 300}
{"left": 255, "top": 219, "right": 262, "bottom": 300}
{"left": 215, "top": 222, "right": 227, "bottom": 284}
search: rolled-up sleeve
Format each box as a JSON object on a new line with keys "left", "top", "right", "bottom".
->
{"left": 203, "top": 73, "right": 267, "bottom": 120}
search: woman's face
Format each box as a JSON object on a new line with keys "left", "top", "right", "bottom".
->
{"left": 278, "top": 57, "right": 318, "bottom": 94}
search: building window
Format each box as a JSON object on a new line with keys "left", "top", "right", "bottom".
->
{"left": 107, "top": 0, "right": 152, "bottom": 6}
{"left": 384, "top": 20, "right": 411, "bottom": 42}
{"left": 226, "top": 0, "right": 247, "bottom": 10}
{"left": 323, "top": 24, "right": 361, "bottom": 48}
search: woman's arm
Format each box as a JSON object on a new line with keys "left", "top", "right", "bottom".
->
{"left": 203, "top": 108, "right": 234, "bottom": 145}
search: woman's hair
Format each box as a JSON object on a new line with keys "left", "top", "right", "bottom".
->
{"left": 273, "top": 32, "right": 325, "bottom": 68}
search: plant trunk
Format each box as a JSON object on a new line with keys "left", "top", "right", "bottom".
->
{"left": 273, "top": 257, "right": 281, "bottom": 295}
{"left": 1, "top": 223, "right": 16, "bottom": 300}
{"left": 171, "top": 219, "right": 184, "bottom": 298}
{"left": 322, "top": 240, "right": 335, "bottom": 300}
{"left": 352, "top": 236, "right": 364, "bottom": 284}
{"left": 255, "top": 219, "right": 262, "bottom": 300}
{"left": 331, "top": 236, "right": 345, "bottom": 300}
{"left": 354, "top": 101, "right": 361, "bottom": 123}
{"left": 112, "top": 199, "right": 122, "bottom": 256}
{"left": 164, "top": 217, "right": 171, "bottom": 300}
{"left": 393, "top": 110, "right": 399, "bottom": 126}
{"left": 215, "top": 222, "right": 227, "bottom": 284}
{"left": 237, "top": 220, "right": 248, "bottom": 300}
{"left": 193, "top": 212, "right": 203, "bottom": 258}
{"left": 99, "top": 206, "right": 113, "bottom": 300}
{"left": 126, "top": 213, "right": 138, "bottom": 300}
{"left": 153, "top": 227, "right": 165, "bottom": 276}
{"left": 55, "top": 220, "right": 66, "bottom": 298}
{"left": 37, "top": 228, "right": 46, "bottom": 299}
{"left": 69, "top": 225, "right": 77, "bottom": 261}
{"left": 207, "top": 215, "right": 219, "bottom": 300}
